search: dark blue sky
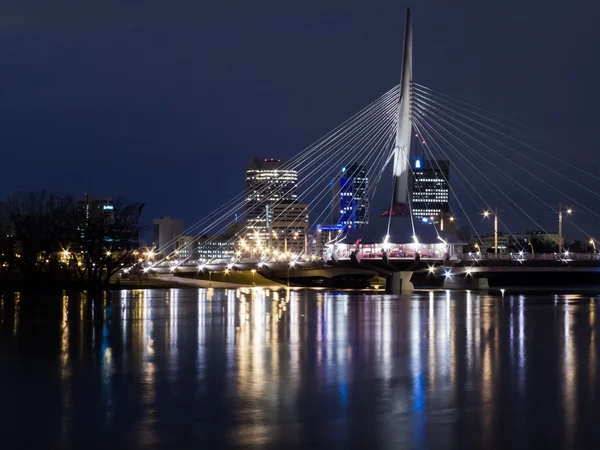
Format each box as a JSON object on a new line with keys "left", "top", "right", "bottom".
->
{"left": 1, "top": 1, "right": 599, "bottom": 239}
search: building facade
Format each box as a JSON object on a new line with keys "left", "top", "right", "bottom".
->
{"left": 77, "top": 194, "right": 115, "bottom": 226}
{"left": 411, "top": 159, "right": 450, "bottom": 220}
{"left": 331, "top": 164, "right": 369, "bottom": 231}
{"left": 267, "top": 202, "right": 309, "bottom": 255}
{"left": 480, "top": 232, "right": 510, "bottom": 254}
{"left": 245, "top": 158, "right": 298, "bottom": 238}
{"left": 153, "top": 216, "right": 183, "bottom": 256}
{"left": 175, "top": 235, "right": 196, "bottom": 261}
{"left": 197, "top": 234, "right": 235, "bottom": 262}
{"left": 245, "top": 158, "right": 308, "bottom": 254}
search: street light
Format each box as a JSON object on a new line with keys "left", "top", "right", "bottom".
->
{"left": 558, "top": 203, "right": 572, "bottom": 253}
{"left": 482, "top": 208, "right": 499, "bottom": 255}
{"left": 590, "top": 238, "right": 597, "bottom": 252}
{"left": 251, "top": 268, "right": 256, "bottom": 286}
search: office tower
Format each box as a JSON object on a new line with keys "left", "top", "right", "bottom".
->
{"left": 411, "top": 159, "right": 450, "bottom": 220}
{"left": 245, "top": 158, "right": 308, "bottom": 254}
{"left": 330, "top": 164, "right": 369, "bottom": 230}
{"left": 152, "top": 216, "right": 183, "bottom": 255}
{"left": 77, "top": 194, "right": 115, "bottom": 226}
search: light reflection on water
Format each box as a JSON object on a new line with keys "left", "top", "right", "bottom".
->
{"left": 0, "top": 288, "right": 599, "bottom": 449}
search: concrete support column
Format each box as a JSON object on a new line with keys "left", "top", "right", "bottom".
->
{"left": 386, "top": 272, "right": 402, "bottom": 294}
{"left": 385, "top": 271, "right": 415, "bottom": 293}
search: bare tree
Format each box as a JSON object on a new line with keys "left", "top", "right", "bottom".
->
{"left": 0, "top": 191, "right": 143, "bottom": 288}
{"left": 0, "top": 190, "right": 76, "bottom": 284}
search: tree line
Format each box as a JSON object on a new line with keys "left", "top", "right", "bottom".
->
{"left": 0, "top": 190, "right": 143, "bottom": 288}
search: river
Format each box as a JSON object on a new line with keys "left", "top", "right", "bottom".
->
{"left": 0, "top": 288, "right": 599, "bottom": 449}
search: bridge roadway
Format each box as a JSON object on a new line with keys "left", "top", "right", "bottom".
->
{"left": 139, "top": 252, "right": 600, "bottom": 280}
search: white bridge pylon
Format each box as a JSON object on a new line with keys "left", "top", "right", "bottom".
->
{"left": 391, "top": 8, "right": 413, "bottom": 210}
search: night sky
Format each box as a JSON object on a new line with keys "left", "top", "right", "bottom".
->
{"left": 2, "top": 1, "right": 599, "bottom": 241}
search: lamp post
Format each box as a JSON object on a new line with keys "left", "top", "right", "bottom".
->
{"left": 558, "top": 203, "right": 572, "bottom": 253}
{"left": 440, "top": 214, "right": 455, "bottom": 232}
{"left": 589, "top": 238, "right": 596, "bottom": 253}
{"left": 483, "top": 208, "right": 499, "bottom": 255}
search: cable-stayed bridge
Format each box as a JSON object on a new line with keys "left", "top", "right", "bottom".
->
{"left": 125, "top": 9, "right": 600, "bottom": 292}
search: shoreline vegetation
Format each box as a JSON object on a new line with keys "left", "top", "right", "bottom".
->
{"left": 0, "top": 269, "right": 286, "bottom": 293}
{"left": 1, "top": 190, "right": 144, "bottom": 289}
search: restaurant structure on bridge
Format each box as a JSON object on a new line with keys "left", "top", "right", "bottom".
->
{"left": 323, "top": 214, "right": 464, "bottom": 263}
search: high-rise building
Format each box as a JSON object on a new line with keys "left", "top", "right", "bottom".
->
{"left": 245, "top": 158, "right": 307, "bottom": 253}
{"left": 77, "top": 194, "right": 115, "bottom": 226}
{"left": 411, "top": 159, "right": 450, "bottom": 220}
{"left": 153, "top": 216, "right": 183, "bottom": 255}
{"left": 246, "top": 158, "right": 298, "bottom": 234}
{"left": 76, "top": 194, "right": 142, "bottom": 251}
{"left": 330, "top": 164, "right": 369, "bottom": 230}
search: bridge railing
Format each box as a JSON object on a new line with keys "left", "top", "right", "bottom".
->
{"left": 459, "top": 252, "right": 600, "bottom": 261}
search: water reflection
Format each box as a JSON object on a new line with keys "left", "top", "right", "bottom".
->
{"left": 0, "top": 289, "right": 599, "bottom": 449}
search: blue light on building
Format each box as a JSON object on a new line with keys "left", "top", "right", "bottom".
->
{"left": 415, "top": 159, "right": 422, "bottom": 169}
{"left": 317, "top": 223, "right": 344, "bottom": 232}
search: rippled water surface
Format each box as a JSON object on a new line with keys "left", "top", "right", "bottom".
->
{"left": 1, "top": 288, "right": 600, "bottom": 449}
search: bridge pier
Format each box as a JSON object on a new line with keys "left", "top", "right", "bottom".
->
{"left": 385, "top": 271, "right": 415, "bottom": 294}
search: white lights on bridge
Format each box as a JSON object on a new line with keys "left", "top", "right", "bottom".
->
{"left": 444, "top": 269, "right": 452, "bottom": 278}
{"left": 465, "top": 267, "right": 472, "bottom": 276}
{"left": 428, "top": 265, "right": 435, "bottom": 274}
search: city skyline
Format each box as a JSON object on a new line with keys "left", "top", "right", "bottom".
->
{"left": 1, "top": 2, "right": 598, "bottom": 238}
{"left": 2, "top": 6, "right": 600, "bottom": 449}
